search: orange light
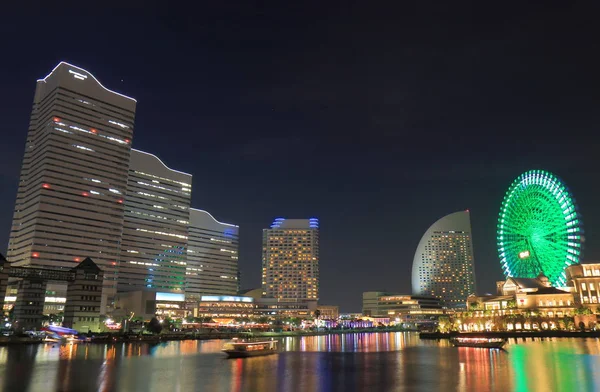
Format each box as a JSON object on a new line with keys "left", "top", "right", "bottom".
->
{"left": 53, "top": 117, "right": 60, "bottom": 122}
{"left": 111, "top": 262, "right": 116, "bottom": 265}
{"left": 117, "top": 199, "right": 123, "bottom": 204}
{"left": 91, "top": 129, "right": 97, "bottom": 134}
{"left": 32, "top": 252, "right": 39, "bottom": 258}
{"left": 42, "top": 183, "right": 51, "bottom": 189}
{"left": 125, "top": 139, "right": 130, "bottom": 143}
{"left": 74, "top": 257, "right": 81, "bottom": 262}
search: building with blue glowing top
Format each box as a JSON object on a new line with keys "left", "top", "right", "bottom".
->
{"left": 262, "top": 218, "right": 319, "bottom": 302}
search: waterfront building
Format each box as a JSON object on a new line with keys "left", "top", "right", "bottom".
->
{"left": 186, "top": 209, "right": 239, "bottom": 299}
{"left": 461, "top": 274, "right": 579, "bottom": 331}
{"left": 115, "top": 291, "right": 187, "bottom": 320}
{"left": 63, "top": 257, "right": 103, "bottom": 332}
{"left": 412, "top": 211, "right": 476, "bottom": 307}
{"left": 565, "top": 262, "right": 600, "bottom": 307}
{"left": 256, "top": 298, "right": 317, "bottom": 319}
{"left": 7, "top": 62, "right": 136, "bottom": 312}
{"left": 362, "top": 291, "right": 397, "bottom": 316}
{"left": 196, "top": 295, "right": 256, "bottom": 321}
{"left": 118, "top": 149, "right": 192, "bottom": 294}
{"left": 362, "top": 292, "right": 443, "bottom": 326}
{"left": 13, "top": 279, "right": 46, "bottom": 330}
{"left": 262, "top": 218, "right": 319, "bottom": 302}
{"left": 316, "top": 305, "right": 339, "bottom": 320}
{"left": 468, "top": 274, "right": 575, "bottom": 316}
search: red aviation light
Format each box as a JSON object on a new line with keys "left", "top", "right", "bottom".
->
{"left": 53, "top": 117, "right": 60, "bottom": 122}
{"left": 125, "top": 139, "right": 130, "bottom": 143}
{"left": 42, "top": 183, "right": 51, "bottom": 189}
{"left": 117, "top": 199, "right": 123, "bottom": 204}
{"left": 74, "top": 257, "right": 81, "bottom": 262}
{"left": 111, "top": 262, "right": 117, "bottom": 266}
{"left": 90, "top": 128, "right": 98, "bottom": 134}
{"left": 32, "top": 252, "right": 40, "bottom": 258}
{"left": 82, "top": 192, "right": 89, "bottom": 197}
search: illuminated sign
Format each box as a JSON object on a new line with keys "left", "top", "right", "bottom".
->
{"left": 156, "top": 292, "right": 185, "bottom": 302}
{"left": 201, "top": 296, "right": 253, "bottom": 303}
{"left": 519, "top": 250, "right": 530, "bottom": 259}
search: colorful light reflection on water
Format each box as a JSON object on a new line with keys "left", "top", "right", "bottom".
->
{"left": 0, "top": 333, "right": 598, "bottom": 391}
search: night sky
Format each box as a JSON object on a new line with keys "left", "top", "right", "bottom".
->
{"left": 1, "top": 3, "right": 599, "bottom": 312}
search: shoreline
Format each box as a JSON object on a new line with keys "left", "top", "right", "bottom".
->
{"left": 4, "top": 329, "right": 600, "bottom": 346}
{"left": 0, "top": 328, "right": 412, "bottom": 346}
{"left": 419, "top": 331, "right": 600, "bottom": 339}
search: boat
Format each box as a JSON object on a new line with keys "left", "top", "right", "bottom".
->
{"left": 222, "top": 338, "right": 278, "bottom": 358}
{"left": 450, "top": 336, "right": 507, "bottom": 349}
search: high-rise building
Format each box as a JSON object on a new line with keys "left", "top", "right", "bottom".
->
{"left": 118, "top": 149, "right": 192, "bottom": 293}
{"left": 262, "top": 218, "right": 319, "bottom": 301}
{"left": 7, "top": 62, "right": 136, "bottom": 310}
{"left": 411, "top": 211, "right": 476, "bottom": 307}
{"left": 186, "top": 208, "right": 239, "bottom": 299}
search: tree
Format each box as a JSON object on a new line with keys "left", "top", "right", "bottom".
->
{"left": 506, "top": 300, "right": 517, "bottom": 309}
{"left": 147, "top": 317, "right": 163, "bottom": 334}
{"left": 575, "top": 307, "right": 593, "bottom": 315}
{"left": 314, "top": 309, "right": 321, "bottom": 319}
{"left": 437, "top": 316, "right": 451, "bottom": 333}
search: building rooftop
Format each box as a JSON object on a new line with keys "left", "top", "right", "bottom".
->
{"left": 524, "top": 287, "right": 570, "bottom": 295}
{"left": 71, "top": 257, "right": 102, "bottom": 273}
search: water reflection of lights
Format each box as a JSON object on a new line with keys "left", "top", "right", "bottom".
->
{"left": 0, "top": 335, "right": 598, "bottom": 391}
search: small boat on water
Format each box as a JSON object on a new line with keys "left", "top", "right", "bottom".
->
{"left": 451, "top": 336, "right": 507, "bottom": 349}
{"left": 222, "top": 338, "right": 278, "bottom": 358}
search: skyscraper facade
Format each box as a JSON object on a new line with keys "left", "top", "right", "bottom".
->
{"left": 186, "top": 208, "right": 239, "bottom": 298}
{"left": 7, "top": 62, "right": 136, "bottom": 309}
{"left": 262, "top": 218, "right": 319, "bottom": 302}
{"left": 411, "top": 211, "right": 476, "bottom": 307}
{"left": 118, "top": 149, "right": 192, "bottom": 293}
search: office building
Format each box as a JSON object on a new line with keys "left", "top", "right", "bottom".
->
{"left": 262, "top": 218, "right": 319, "bottom": 302}
{"left": 7, "top": 62, "right": 136, "bottom": 311}
{"left": 118, "top": 149, "right": 192, "bottom": 293}
{"left": 186, "top": 209, "right": 239, "bottom": 299}
{"left": 412, "top": 211, "right": 476, "bottom": 307}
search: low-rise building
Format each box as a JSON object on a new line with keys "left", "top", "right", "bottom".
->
{"left": 460, "top": 273, "right": 581, "bottom": 331}
{"left": 317, "top": 305, "right": 339, "bottom": 320}
{"left": 196, "top": 295, "right": 257, "bottom": 322}
{"left": 63, "top": 258, "right": 103, "bottom": 332}
{"left": 114, "top": 290, "right": 187, "bottom": 321}
{"left": 362, "top": 291, "right": 444, "bottom": 327}
{"left": 566, "top": 262, "right": 600, "bottom": 307}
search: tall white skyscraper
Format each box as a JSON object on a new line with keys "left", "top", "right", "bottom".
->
{"left": 262, "top": 218, "right": 319, "bottom": 301}
{"left": 186, "top": 208, "right": 239, "bottom": 298}
{"left": 411, "top": 211, "right": 476, "bottom": 307}
{"left": 7, "top": 62, "right": 136, "bottom": 309}
{"left": 118, "top": 149, "right": 192, "bottom": 293}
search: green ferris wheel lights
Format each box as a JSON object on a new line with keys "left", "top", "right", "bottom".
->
{"left": 496, "top": 170, "right": 583, "bottom": 287}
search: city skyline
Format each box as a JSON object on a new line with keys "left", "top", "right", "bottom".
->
{"left": 1, "top": 4, "right": 599, "bottom": 312}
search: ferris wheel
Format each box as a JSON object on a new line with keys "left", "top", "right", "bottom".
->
{"left": 497, "top": 170, "right": 583, "bottom": 287}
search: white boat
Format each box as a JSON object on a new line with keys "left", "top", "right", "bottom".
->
{"left": 222, "top": 338, "right": 278, "bottom": 358}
